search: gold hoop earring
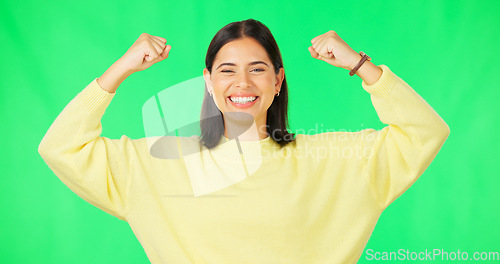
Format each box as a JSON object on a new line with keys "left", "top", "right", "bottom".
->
{"left": 276, "top": 91, "right": 280, "bottom": 97}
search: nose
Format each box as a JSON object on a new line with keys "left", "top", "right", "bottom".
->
{"left": 235, "top": 71, "right": 250, "bottom": 88}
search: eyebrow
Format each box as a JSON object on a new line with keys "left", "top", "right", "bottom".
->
{"left": 216, "top": 61, "right": 269, "bottom": 70}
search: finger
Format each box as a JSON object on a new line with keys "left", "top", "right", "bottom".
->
{"left": 312, "top": 38, "right": 324, "bottom": 56}
{"left": 158, "top": 45, "right": 171, "bottom": 61}
{"left": 317, "top": 38, "right": 333, "bottom": 58}
{"left": 151, "top": 36, "right": 166, "bottom": 49}
{"left": 312, "top": 35, "right": 327, "bottom": 52}
{"left": 145, "top": 43, "right": 160, "bottom": 61}
{"left": 315, "top": 38, "right": 330, "bottom": 58}
{"left": 308, "top": 46, "right": 319, "bottom": 59}
{"left": 150, "top": 40, "right": 164, "bottom": 55}
{"left": 311, "top": 34, "right": 322, "bottom": 44}
{"left": 153, "top": 35, "right": 167, "bottom": 44}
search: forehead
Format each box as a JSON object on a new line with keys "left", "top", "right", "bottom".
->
{"left": 214, "top": 37, "right": 270, "bottom": 63}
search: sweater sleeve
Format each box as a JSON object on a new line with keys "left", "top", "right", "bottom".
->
{"left": 38, "top": 78, "right": 134, "bottom": 221}
{"left": 359, "top": 65, "right": 450, "bottom": 209}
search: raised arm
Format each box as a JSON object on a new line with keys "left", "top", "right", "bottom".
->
{"left": 38, "top": 33, "right": 172, "bottom": 220}
{"left": 38, "top": 79, "right": 131, "bottom": 220}
{"left": 309, "top": 30, "right": 450, "bottom": 208}
{"left": 358, "top": 65, "right": 449, "bottom": 208}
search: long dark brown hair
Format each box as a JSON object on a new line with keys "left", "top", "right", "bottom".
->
{"left": 199, "top": 18, "right": 295, "bottom": 149}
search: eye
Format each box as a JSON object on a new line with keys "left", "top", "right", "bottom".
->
{"left": 221, "top": 70, "right": 234, "bottom": 73}
{"left": 252, "top": 68, "right": 265, "bottom": 72}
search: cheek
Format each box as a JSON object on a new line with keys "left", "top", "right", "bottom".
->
{"left": 212, "top": 90, "right": 229, "bottom": 111}
{"left": 262, "top": 95, "right": 275, "bottom": 107}
{"left": 258, "top": 74, "right": 278, "bottom": 89}
{"left": 212, "top": 79, "right": 231, "bottom": 93}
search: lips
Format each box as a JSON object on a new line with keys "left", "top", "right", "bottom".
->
{"left": 228, "top": 92, "right": 258, "bottom": 97}
{"left": 227, "top": 96, "right": 259, "bottom": 108}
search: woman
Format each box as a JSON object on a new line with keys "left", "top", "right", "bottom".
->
{"left": 39, "top": 19, "right": 450, "bottom": 264}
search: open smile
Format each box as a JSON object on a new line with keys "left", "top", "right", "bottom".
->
{"left": 227, "top": 96, "right": 259, "bottom": 108}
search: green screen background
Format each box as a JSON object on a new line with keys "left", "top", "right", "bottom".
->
{"left": 1, "top": 0, "right": 499, "bottom": 263}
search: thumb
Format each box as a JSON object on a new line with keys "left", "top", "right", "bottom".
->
{"left": 158, "top": 45, "right": 172, "bottom": 61}
{"left": 308, "top": 46, "right": 335, "bottom": 64}
{"left": 308, "top": 46, "right": 320, "bottom": 59}
{"left": 308, "top": 46, "right": 330, "bottom": 61}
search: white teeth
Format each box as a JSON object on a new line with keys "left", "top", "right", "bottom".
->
{"left": 230, "top": 96, "right": 257, "bottom": 103}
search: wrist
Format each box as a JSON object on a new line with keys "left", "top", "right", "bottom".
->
{"left": 355, "top": 61, "right": 382, "bottom": 85}
{"left": 347, "top": 53, "right": 363, "bottom": 71}
{"left": 98, "top": 63, "right": 133, "bottom": 93}
{"left": 346, "top": 51, "right": 382, "bottom": 85}
{"left": 112, "top": 59, "right": 136, "bottom": 77}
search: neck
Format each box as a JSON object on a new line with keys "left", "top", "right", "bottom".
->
{"left": 223, "top": 112, "right": 268, "bottom": 141}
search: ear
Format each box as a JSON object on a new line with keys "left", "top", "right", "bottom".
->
{"left": 275, "top": 67, "right": 284, "bottom": 94}
{"left": 203, "top": 68, "right": 213, "bottom": 93}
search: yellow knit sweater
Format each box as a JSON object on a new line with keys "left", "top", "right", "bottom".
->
{"left": 38, "top": 65, "right": 450, "bottom": 264}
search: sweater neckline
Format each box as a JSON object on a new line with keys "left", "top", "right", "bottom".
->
{"left": 211, "top": 134, "right": 279, "bottom": 164}
{"left": 221, "top": 134, "right": 271, "bottom": 142}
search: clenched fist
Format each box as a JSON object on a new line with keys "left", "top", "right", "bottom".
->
{"left": 117, "top": 33, "right": 171, "bottom": 73}
{"left": 308, "top": 30, "right": 361, "bottom": 71}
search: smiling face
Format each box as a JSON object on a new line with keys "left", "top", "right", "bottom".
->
{"left": 203, "top": 37, "right": 284, "bottom": 131}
